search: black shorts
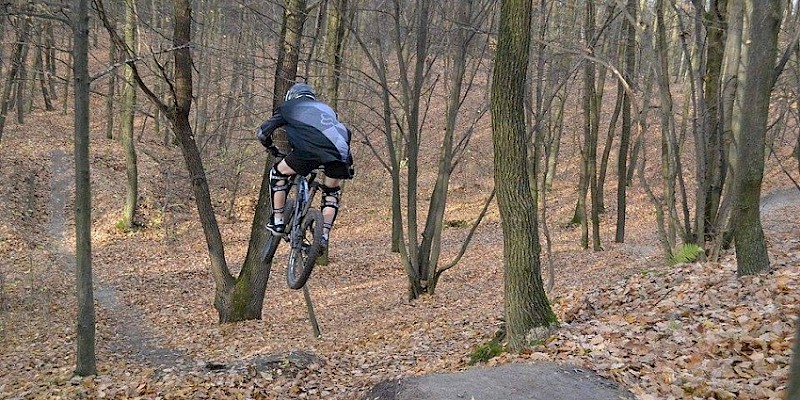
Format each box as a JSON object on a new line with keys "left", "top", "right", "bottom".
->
{"left": 284, "top": 152, "right": 352, "bottom": 179}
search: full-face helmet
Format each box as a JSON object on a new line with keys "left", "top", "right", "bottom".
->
{"left": 285, "top": 83, "right": 316, "bottom": 102}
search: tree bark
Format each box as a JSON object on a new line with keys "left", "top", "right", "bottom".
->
{"left": 730, "top": 0, "right": 782, "bottom": 276}
{"left": 121, "top": 0, "right": 139, "bottom": 230}
{"left": 105, "top": 26, "right": 116, "bottom": 140}
{"left": 0, "top": 15, "right": 31, "bottom": 143}
{"left": 615, "top": 0, "right": 637, "bottom": 243}
{"left": 492, "top": 0, "right": 556, "bottom": 352}
{"left": 701, "top": 0, "right": 729, "bottom": 240}
{"left": 73, "top": 0, "right": 96, "bottom": 377}
{"left": 788, "top": 308, "right": 800, "bottom": 399}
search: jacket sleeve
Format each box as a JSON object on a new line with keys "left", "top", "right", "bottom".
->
{"left": 256, "top": 112, "right": 286, "bottom": 147}
{"left": 345, "top": 128, "right": 354, "bottom": 166}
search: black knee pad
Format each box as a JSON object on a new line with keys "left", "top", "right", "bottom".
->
{"left": 320, "top": 184, "right": 341, "bottom": 230}
{"left": 270, "top": 165, "right": 291, "bottom": 214}
{"left": 270, "top": 165, "right": 290, "bottom": 193}
{"left": 320, "top": 185, "right": 341, "bottom": 208}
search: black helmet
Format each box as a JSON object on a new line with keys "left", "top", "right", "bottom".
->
{"left": 285, "top": 83, "right": 316, "bottom": 102}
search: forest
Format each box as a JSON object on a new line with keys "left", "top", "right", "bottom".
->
{"left": 1, "top": 0, "right": 800, "bottom": 398}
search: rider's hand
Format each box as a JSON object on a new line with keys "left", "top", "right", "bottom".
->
{"left": 268, "top": 145, "right": 283, "bottom": 157}
{"left": 257, "top": 128, "right": 272, "bottom": 148}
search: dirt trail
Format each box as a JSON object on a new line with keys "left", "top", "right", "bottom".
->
{"left": 761, "top": 186, "right": 800, "bottom": 213}
{"left": 48, "top": 150, "right": 185, "bottom": 369}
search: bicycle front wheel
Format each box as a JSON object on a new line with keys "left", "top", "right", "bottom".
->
{"left": 286, "top": 209, "right": 324, "bottom": 289}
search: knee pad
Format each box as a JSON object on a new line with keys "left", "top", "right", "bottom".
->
{"left": 270, "top": 165, "right": 291, "bottom": 213}
{"left": 320, "top": 184, "right": 341, "bottom": 230}
{"left": 320, "top": 185, "right": 341, "bottom": 209}
{"left": 270, "top": 165, "right": 290, "bottom": 193}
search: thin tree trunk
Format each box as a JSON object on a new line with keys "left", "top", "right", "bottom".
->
{"left": 73, "top": 0, "right": 97, "bottom": 377}
{"left": 788, "top": 309, "right": 800, "bottom": 399}
{"left": 121, "top": 0, "right": 139, "bottom": 230}
{"left": 615, "top": 0, "right": 637, "bottom": 243}
{"left": 32, "top": 40, "right": 55, "bottom": 112}
{"left": 15, "top": 34, "right": 28, "bottom": 125}
{"left": 543, "top": 94, "right": 566, "bottom": 191}
{"left": 0, "top": 16, "right": 31, "bottom": 142}
{"left": 105, "top": 33, "right": 116, "bottom": 140}
{"left": 402, "top": 0, "right": 431, "bottom": 299}
{"left": 417, "top": 0, "right": 478, "bottom": 293}
{"left": 44, "top": 21, "right": 58, "bottom": 101}
{"left": 701, "top": 0, "right": 729, "bottom": 241}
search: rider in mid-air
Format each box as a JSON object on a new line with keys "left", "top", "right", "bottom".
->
{"left": 257, "top": 82, "right": 354, "bottom": 248}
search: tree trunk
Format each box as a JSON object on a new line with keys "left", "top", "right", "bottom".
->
{"left": 73, "top": 0, "right": 97, "bottom": 377}
{"left": 492, "top": 0, "right": 556, "bottom": 352}
{"left": 701, "top": 0, "right": 729, "bottom": 240}
{"left": 273, "top": 0, "right": 308, "bottom": 108}
{"left": 121, "top": 0, "right": 139, "bottom": 230}
{"left": 654, "top": 0, "right": 679, "bottom": 250}
{"left": 615, "top": 0, "right": 637, "bottom": 243}
{"left": 543, "top": 93, "right": 566, "bottom": 191}
{"left": 105, "top": 29, "right": 116, "bottom": 140}
{"left": 0, "top": 15, "right": 31, "bottom": 143}
{"left": 597, "top": 87, "right": 622, "bottom": 212}
{"left": 397, "top": 0, "right": 431, "bottom": 299}
{"left": 169, "top": 0, "right": 239, "bottom": 319}
{"left": 231, "top": 0, "right": 311, "bottom": 321}
{"left": 32, "top": 39, "right": 54, "bottom": 112}
{"left": 730, "top": 0, "right": 781, "bottom": 276}
{"left": 416, "top": 0, "right": 478, "bottom": 293}
{"left": 15, "top": 32, "right": 28, "bottom": 125}
{"left": 321, "top": 0, "right": 348, "bottom": 107}
{"left": 44, "top": 21, "right": 59, "bottom": 102}
{"left": 788, "top": 308, "right": 800, "bottom": 399}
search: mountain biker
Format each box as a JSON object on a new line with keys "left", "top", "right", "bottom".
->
{"left": 256, "top": 82, "right": 354, "bottom": 248}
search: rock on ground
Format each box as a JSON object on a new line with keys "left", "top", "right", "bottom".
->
{"left": 363, "top": 362, "right": 636, "bottom": 400}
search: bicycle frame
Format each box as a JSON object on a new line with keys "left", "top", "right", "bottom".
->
{"left": 262, "top": 154, "right": 325, "bottom": 290}
{"left": 289, "top": 170, "right": 320, "bottom": 244}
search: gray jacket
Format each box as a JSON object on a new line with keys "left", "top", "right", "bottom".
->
{"left": 257, "top": 98, "right": 352, "bottom": 165}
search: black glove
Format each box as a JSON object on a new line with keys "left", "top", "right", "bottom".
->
{"left": 256, "top": 127, "right": 272, "bottom": 148}
{"left": 268, "top": 145, "right": 283, "bottom": 157}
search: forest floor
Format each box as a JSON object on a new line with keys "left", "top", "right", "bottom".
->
{"left": 0, "top": 108, "right": 799, "bottom": 400}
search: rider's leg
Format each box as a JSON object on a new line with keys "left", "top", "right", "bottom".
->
{"left": 268, "top": 160, "right": 296, "bottom": 234}
{"left": 320, "top": 177, "right": 343, "bottom": 242}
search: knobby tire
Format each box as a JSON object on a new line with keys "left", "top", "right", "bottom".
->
{"left": 286, "top": 209, "right": 324, "bottom": 289}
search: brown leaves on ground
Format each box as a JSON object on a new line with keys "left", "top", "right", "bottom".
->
{"left": 0, "top": 112, "right": 799, "bottom": 399}
{"left": 547, "top": 259, "right": 797, "bottom": 399}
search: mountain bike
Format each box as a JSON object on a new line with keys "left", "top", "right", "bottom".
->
{"left": 262, "top": 158, "right": 325, "bottom": 290}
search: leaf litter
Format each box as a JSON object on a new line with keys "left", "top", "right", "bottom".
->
{"left": 0, "top": 113, "right": 798, "bottom": 399}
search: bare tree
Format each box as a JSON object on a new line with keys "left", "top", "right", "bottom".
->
{"left": 120, "top": 0, "right": 138, "bottom": 230}
{"left": 0, "top": 13, "right": 31, "bottom": 142}
{"left": 492, "top": 0, "right": 556, "bottom": 351}
{"left": 96, "top": 0, "right": 270, "bottom": 322}
{"left": 73, "top": 0, "right": 96, "bottom": 377}
{"left": 615, "top": 0, "right": 637, "bottom": 243}
{"left": 351, "top": 0, "right": 495, "bottom": 298}
{"left": 729, "top": 0, "right": 783, "bottom": 275}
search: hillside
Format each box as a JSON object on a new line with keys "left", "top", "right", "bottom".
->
{"left": 0, "top": 100, "right": 798, "bottom": 399}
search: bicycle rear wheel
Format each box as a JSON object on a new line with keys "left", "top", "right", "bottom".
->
{"left": 286, "top": 209, "right": 324, "bottom": 289}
